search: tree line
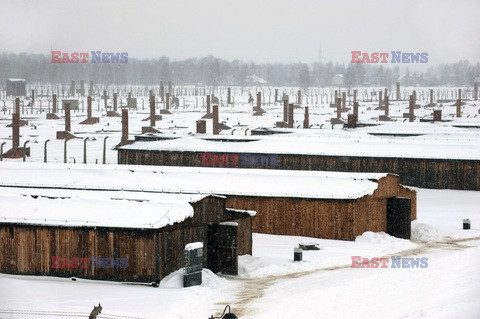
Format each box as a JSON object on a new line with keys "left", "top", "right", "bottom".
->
{"left": 0, "top": 52, "right": 478, "bottom": 87}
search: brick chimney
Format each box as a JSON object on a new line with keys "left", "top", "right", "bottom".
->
{"left": 113, "top": 93, "right": 118, "bottom": 111}
{"left": 336, "top": 97, "right": 341, "bottom": 119}
{"left": 213, "top": 104, "right": 219, "bottom": 135}
{"left": 87, "top": 96, "right": 92, "bottom": 119}
{"left": 409, "top": 95, "right": 414, "bottom": 122}
{"left": 303, "top": 106, "right": 309, "bottom": 128}
{"left": 150, "top": 95, "right": 156, "bottom": 127}
{"left": 53, "top": 94, "right": 57, "bottom": 113}
{"left": 122, "top": 109, "right": 128, "bottom": 143}
{"left": 12, "top": 113, "right": 19, "bottom": 149}
{"left": 288, "top": 103, "right": 294, "bottom": 128}
{"left": 65, "top": 103, "right": 71, "bottom": 131}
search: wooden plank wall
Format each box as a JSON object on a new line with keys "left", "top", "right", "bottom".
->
{"left": 225, "top": 177, "right": 416, "bottom": 241}
{"left": 0, "top": 226, "right": 156, "bottom": 282}
{"left": 226, "top": 196, "right": 357, "bottom": 241}
{"left": 117, "top": 149, "right": 480, "bottom": 190}
{"left": 0, "top": 196, "right": 253, "bottom": 283}
{"left": 370, "top": 175, "right": 417, "bottom": 220}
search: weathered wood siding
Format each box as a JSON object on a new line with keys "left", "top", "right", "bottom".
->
{"left": 0, "top": 196, "right": 253, "bottom": 283}
{"left": 226, "top": 196, "right": 359, "bottom": 241}
{"left": 225, "top": 176, "right": 416, "bottom": 241}
{"left": 118, "top": 149, "right": 480, "bottom": 190}
{"left": 0, "top": 226, "right": 156, "bottom": 282}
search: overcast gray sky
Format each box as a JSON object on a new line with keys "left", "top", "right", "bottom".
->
{"left": 0, "top": 0, "right": 479, "bottom": 66}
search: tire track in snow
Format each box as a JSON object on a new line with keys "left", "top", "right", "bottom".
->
{"left": 223, "top": 236, "right": 480, "bottom": 317}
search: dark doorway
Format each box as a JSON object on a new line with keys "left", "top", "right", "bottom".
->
{"left": 387, "top": 197, "right": 412, "bottom": 239}
{"left": 207, "top": 223, "right": 238, "bottom": 275}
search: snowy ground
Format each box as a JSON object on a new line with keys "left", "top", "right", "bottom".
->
{"left": 0, "top": 188, "right": 479, "bottom": 319}
{"left": 0, "top": 86, "right": 479, "bottom": 318}
{"left": 1, "top": 86, "right": 479, "bottom": 164}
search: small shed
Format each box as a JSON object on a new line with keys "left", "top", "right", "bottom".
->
{"left": 6, "top": 79, "right": 26, "bottom": 97}
{"left": 0, "top": 186, "right": 254, "bottom": 283}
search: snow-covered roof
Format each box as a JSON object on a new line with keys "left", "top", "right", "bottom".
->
{"left": 226, "top": 208, "right": 257, "bottom": 217}
{"left": 0, "top": 186, "right": 210, "bottom": 229}
{"left": 6, "top": 78, "right": 26, "bottom": 82}
{"left": 0, "top": 162, "right": 388, "bottom": 200}
{"left": 120, "top": 134, "right": 480, "bottom": 160}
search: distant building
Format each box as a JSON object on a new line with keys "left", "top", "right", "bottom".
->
{"left": 0, "top": 178, "right": 253, "bottom": 283}
{"left": 6, "top": 79, "right": 26, "bottom": 97}
{"left": 246, "top": 75, "right": 268, "bottom": 85}
{"left": 331, "top": 74, "right": 344, "bottom": 86}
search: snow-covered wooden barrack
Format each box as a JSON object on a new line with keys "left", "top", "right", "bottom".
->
{"left": 0, "top": 163, "right": 415, "bottom": 242}
{"left": 117, "top": 135, "right": 480, "bottom": 190}
{"left": 0, "top": 172, "right": 254, "bottom": 283}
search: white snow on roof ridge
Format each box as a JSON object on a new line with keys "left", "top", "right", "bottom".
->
{"left": 0, "top": 162, "right": 384, "bottom": 200}
{"left": 119, "top": 134, "right": 480, "bottom": 160}
{"left": 0, "top": 193, "right": 196, "bottom": 229}
{"left": 226, "top": 208, "right": 257, "bottom": 217}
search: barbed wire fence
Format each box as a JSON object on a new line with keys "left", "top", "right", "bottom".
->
{"left": 0, "top": 308, "right": 146, "bottom": 319}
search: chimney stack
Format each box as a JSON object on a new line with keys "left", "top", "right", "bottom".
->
{"left": 113, "top": 93, "right": 118, "bottom": 111}
{"left": 121, "top": 109, "right": 128, "bottom": 143}
{"left": 409, "top": 95, "right": 414, "bottom": 122}
{"left": 87, "top": 96, "right": 92, "bottom": 119}
{"left": 303, "top": 106, "right": 309, "bottom": 128}
{"left": 256, "top": 92, "right": 261, "bottom": 111}
{"left": 65, "top": 103, "right": 71, "bottom": 131}
{"left": 53, "top": 94, "right": 57, "bottom": 113}
{"left": 384, "top": 95, "right": 389, "bottom": 116}
{"left": 336, "top": 97, "right": 341, "bottom": 119}
{"left": 288, "top": 103, "right": 294, "bottom": 128}
{"left": 206, "top": 95, "right": 211, "bottom": 114}
{"left": 150, "top": 95, "right": 156, "bottom": 127}
{"left": 456, "top": 99, "right": 462, "bottom": 117}
{"left": 15, "top": 97, "right": 20, "bottom": 114}
{"left": 212, "top": 104, "right": 219, "bottom": 135}
{"left": 12, "top": 113, "right": 20, "bottom": 149}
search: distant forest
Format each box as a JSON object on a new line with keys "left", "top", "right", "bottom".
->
{"left": 0, "top": 52, "right": 478, "bottom": 87}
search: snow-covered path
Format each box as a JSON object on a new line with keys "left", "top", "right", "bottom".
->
{"left": 231, "top": 236, "right": 480, "bottom": 319}
{"left": 0, "top": 188, "right": 479, "bottom": 318}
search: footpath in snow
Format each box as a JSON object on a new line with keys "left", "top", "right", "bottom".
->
{"left": 0, "top": 188, "right": 479, "bottom": 318}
